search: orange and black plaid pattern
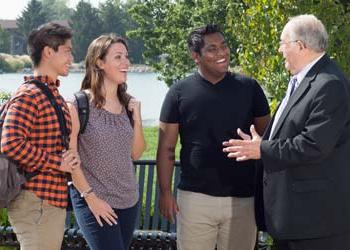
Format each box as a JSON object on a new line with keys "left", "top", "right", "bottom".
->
{"left": 1, "top": 75, "right": 72, "bottom": 208}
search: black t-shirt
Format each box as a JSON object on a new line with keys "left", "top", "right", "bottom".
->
{"left": 160, "top": 72, "right": 270, "bottom": 197}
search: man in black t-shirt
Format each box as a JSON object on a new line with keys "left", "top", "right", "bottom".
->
{"left": 156, "top": 24, "right": 270, "bottom": 250}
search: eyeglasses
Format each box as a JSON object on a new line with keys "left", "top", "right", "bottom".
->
{"left": 279, "top": 40, "right": 299, "bottom": 47}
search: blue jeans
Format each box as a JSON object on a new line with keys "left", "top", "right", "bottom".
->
{"left": 70, "top": 186, "right": 139, "bottom": 250}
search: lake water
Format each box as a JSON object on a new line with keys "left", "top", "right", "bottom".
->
{"left": 0, "top": 72, "right": 169, "bottom": 126}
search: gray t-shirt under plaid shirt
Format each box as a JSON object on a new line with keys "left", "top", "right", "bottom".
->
{"left": 74, "top": 100, "right": 139, "bottom": 209}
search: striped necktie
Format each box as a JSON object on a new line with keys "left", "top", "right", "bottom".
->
{"left": 289, "top": 76, "right": 298, "bottom": 97}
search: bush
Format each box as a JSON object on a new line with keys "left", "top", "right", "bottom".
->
{"left": 0, "top": 90, "right": 11, "bottom": 105}
{"left": 0, "top": 53, "right": 32, "bottom": 73}
{"left": 0, "top": 56, "right": 12, "bottom": 73}
{"left": 17, "top": 55, "right": 32, "bottom": 69}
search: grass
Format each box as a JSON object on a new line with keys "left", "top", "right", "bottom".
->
{"left": 141, "top": 126, "right": 180, "bottom": 160}
{"left": 141, "top": 126, "right": 159, "bottom": 159}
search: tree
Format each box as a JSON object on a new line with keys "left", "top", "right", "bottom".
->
{"left": 226, "top": 0, "right": 291, "bottom": 107}
{"left": 70, "top": 1, "right": 102, "bottom": 62}
{"left": 99, "top": 0, "right": 126, "bottom": 35}
{"left": 227, "top": 0, "right": 350, "bottom": 107}
{"left": 41, "top": 0, "right": 73, "bottom": 20}
{"left": 17, "top": 0, "right": 49, "bottom": 39}
{"left": 129, "top": 0, "right": 239, "bottom": 86}
{"left": 0, "top": 27, "right": 10, "bottom": 53}
{"left": 129, "top": 0, "right": 350, "bottom": 105}
{"left": 124, "top": 0, "right": 145, "bottom": 64}
{"left": 98, "top": 0, "right": 145, "bottom": 64}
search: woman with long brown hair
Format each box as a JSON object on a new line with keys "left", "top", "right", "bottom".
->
{"left": 67, "top": 34, "right": 145, "bottom": 250}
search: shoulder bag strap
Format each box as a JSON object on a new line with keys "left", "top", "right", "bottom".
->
{"left": 30, "top": 80, "right": 69, "bottom": 150}
{"left": 74, "top": 91, "right": 89, "bottom": 134}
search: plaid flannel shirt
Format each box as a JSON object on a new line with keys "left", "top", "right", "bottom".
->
{"left": 1, "top": 75, "right": 72, "bottom": 208}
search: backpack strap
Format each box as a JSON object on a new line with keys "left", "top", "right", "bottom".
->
{"left": 125, "top": 97, "right": 134, "bottom": 128}
{"left": 1, "top": 80, "right": 69, "bottom": 180}
{"left": 1, "top": 80, "right": 69, "bottom": 145}
{"left": 74, "top": 91, "right": 135, "bottom": 134}
{"left": 30, "top": 80, "right": 69, "bottom": 150}
{"left": 74, "top": 91, "right": 89, "bottom": 135}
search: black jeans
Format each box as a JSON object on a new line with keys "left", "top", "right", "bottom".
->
{"left": 70, "top": 186, "right": 139, "bottom": 250}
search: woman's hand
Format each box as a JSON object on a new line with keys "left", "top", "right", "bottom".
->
{"left": 61, "top": 149, "right": 81, "bottom": 173}
{"left": 85, "top": 193, "right": 118, "bottom": 227}
{"left": 127, "top": 98, "right": 142, "bottom": 124}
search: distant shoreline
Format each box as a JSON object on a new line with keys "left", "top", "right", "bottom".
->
{"left": 16, "top": 63, "right": 154, "bottom": 74}
{"left": 0, "top": 53, "right": 154, "bottom": 74}
{"left": 69, "top": 62, "right": 154, "bottom": 73}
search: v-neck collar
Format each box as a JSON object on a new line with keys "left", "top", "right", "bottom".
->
{"left": 195, "top": 71, "right": 230, "bottom": 87}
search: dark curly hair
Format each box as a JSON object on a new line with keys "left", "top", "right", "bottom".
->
{"left": 187, "top": 24, "right": 223, "bottom": 55}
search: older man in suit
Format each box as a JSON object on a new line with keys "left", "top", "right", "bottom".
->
{"left": 223, "top": 14, "right": 350, "bottom": 250}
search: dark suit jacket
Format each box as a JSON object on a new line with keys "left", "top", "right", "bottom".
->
{"left": 256, "top": 55, "right": 350, "bottom": 240}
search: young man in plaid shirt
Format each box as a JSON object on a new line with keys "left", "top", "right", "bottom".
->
{"left": 1, "top": 22, "right": 80, "bottom": 250}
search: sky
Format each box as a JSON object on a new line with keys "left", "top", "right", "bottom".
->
{"left": 0, "top": 0, "right": 106, "bottom": 19}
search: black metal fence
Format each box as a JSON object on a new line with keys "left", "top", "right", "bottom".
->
{"left": 0, "top": 160, "right": 272, "bottom": 250}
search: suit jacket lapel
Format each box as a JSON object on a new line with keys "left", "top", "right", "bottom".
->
{"left": 269, "top": 54, "right": 330, "bottom": 139}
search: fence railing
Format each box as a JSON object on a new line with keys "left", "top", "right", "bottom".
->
{"left": 0, "top": 160, "right": 271, "bottom": 249}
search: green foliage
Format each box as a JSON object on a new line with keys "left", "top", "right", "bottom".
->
{"left": 69, "top": 1, "right": 102, "bottom": 62}
{"left": 4, "top": 0, "right": 146, "bottom": 64}
{"left": 0, "top": 27, "right": 11, "bottom": 54}
{"left": 0, "top": 90, "right": 11, "bottom": 106}
{"left": 129, "top": 0, "right": 239, "bottom": 86}
{"left": 0, "top": 56, "right": 12, "bottom": 73}
{"left": 0, "top": 209, "right": 10, "bottom": 227}
{"left": 17, "top": 0, "right": 49, "bottom": 39}
{"left": 230, "top": 0, "right": 350, "bottom": 104}
{"left": 41, "top": 0, "right": 73, "bottom": 20}
{"left": 7, "top": 60, "right": 24, "bottom": 72}
{"left": 296, "top": 0, "right": 350, "bottom": 80}
{"left": 99, "top": 0, "right": 126, "bottom": 35}
{"left": 124, "top": 0, "right": 145, "bottom": 64}
{"left": 0, "top": 54, "right": 32, "bottom": 73}
{"left": 227, "top": 0, "right": 291, "bottom": 103}
{"left": 129, "top": 0, "right": 350, "bottom": 104}
{"left": 67, "top": 0, "right": 145, "bottom": 64}
{"left": 82, "top": 0, "right": 145, "bottom": 64}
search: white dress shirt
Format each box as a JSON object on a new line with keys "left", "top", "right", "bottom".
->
{"left": 269, "top": 53, "right": 325, "bottom": 139}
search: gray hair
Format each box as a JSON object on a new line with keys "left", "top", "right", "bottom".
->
{"left": 284, "top": 14, "right": 328, "bottom": 52}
